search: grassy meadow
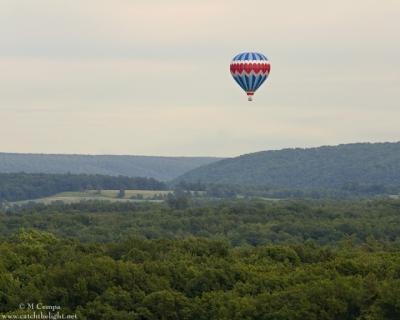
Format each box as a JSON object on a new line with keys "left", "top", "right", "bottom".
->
{"left": 9, "top": 189, "right": 171, "bottom": 205}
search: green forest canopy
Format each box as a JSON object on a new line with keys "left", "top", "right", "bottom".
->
{"left": 0, "top": 230, "right": 399, "bottom": 319}
{"left": 2, "top": 198, "right": 400, "bottom": 245}
{"left": 0, "top": 198, "right": 400, "bottom": 318}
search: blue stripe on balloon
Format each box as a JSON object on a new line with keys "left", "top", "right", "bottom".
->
{"left": 253, "top": 74, "right": 259, "bottom": 91}
{"left": 253, "top": 74, "right": 263, "bottom": 91}
{"left": 248, "top": 74, "right": 253, "bottom": 90}
{"left": 251, "top": 75, "right": 257, "bottom": 91}
{"left": 255, "top": 75, "right": 262, "bottom": 91}
{"left": 232, "top": 52, "right": 269, "bottom": 62}
{"left": 237, "top": 76, "right": 247, "bottom": 91}
{"left": 237, "top": 75, "right": 244, "bottom": 90}
{"left": 235, "top": 76, "right": 246, "bottom": 90}
{"left": 233, "top": 76, "right": 243, "bottom": 89}
{"left": 240, "top": 75, "right": 245, "bottom": 90}
{"left": 259, "top": 75, "right": 268, "bottom": 87}
{"left": 244, "top": 75, "right": 250, "bottom": 90}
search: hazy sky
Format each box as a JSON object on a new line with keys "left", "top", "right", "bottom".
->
{"left": 1, "top": 0, "right": 399, "bottom": 156}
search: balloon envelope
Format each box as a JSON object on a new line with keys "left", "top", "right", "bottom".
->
{"left": 230, "top": 52, "right": 270, "bottom": 101}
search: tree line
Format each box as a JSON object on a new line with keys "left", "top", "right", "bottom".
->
{"left": 0, "top": 173, "right": 167, "bottom": 202}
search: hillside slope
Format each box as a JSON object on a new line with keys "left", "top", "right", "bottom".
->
{"left": 175, "top": 142, "right": 400, "bottom": 189}
{"left": 0, "top": 153, "right": 222, "bottom": 181}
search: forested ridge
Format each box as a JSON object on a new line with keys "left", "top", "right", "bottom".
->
{"left": 0, "top": 153, "right": 221, "bottom": 180}
{"left": 0, "top": 173, "right": 166, "bottom": 202}
{"left": 175, "top": 142, "right": 400, "bottom": 193}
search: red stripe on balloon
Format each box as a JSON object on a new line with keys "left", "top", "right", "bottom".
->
{"left": 230, "top": 63, "right": 270, "bottom": 75}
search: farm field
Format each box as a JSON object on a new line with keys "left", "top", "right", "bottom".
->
{"left": 9, "top": 189, "right": 171, "bottom": 205}
{"left": 97, "top": 189, "right": 171, "bottom": 198}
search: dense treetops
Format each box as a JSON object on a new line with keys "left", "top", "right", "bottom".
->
{"left": 1, "top": 198, "right": 400, "bottom": 318}
{"left": 2, "top": 198, "right": 400, "bottom": 245}
{"left": 0, "top": 173, "right": 166, "bottom": 202}
{"left": 175, "top": 142, "right": 400, "bottom": 192}
{"left": 0, "top": 230, "right": 399, "bottom": 319}
{"left": 0, "top": 153, "right": 221, "bottom": 180}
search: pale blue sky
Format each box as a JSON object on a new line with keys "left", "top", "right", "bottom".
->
{"left": 0, "top": 0, "right": 399, "bottom": 156}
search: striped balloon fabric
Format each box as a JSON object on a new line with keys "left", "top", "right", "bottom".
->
{"left": 230, "top": 52, "right": 271, "bottom": 101}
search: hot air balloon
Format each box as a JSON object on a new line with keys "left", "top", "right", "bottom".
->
{"left": 230, "top": 52, "right": 270, "bottom": 101}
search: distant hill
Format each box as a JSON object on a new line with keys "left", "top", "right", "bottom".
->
{"left": 175, "top": 142, "right": 400, "bottom": 191}
{"left": 0, "top": 153, "right": 222, "bottom": 181}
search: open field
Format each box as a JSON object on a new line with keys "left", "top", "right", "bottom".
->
{"left": 8, "top": 189, "right": 171, "bottom": 206}
{"left": 96, "top": 189, "right": 171, "bottom": 198}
